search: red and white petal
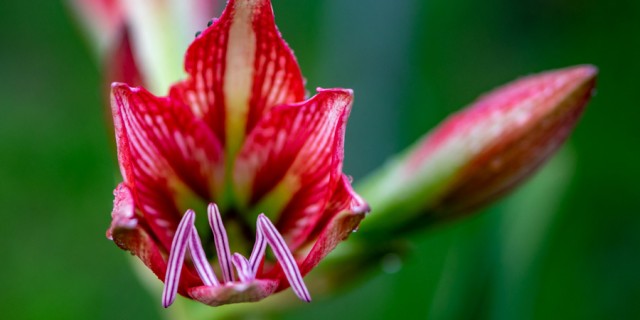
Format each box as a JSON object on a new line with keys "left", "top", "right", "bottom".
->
{"left": 188, "top": 279, "right": 279, "bottom": 307}
{"left": 169, "top": 0, "right": 305, "bottom": 154}
{"left": 297, "top": 175, "right": 369, "bottom": 277}
{"left": 107, "top": 184, "right": 201, "bottom": 296}
{"left": 234, "top": 89, "right": 353, "bottom": 248}
{"left": 263, "top": 175, "right": 368, "bottom": 293}
{"left": 111, "top": 83, "right": 223, "bottom": 248}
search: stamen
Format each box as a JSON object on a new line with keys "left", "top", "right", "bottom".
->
{"left": 208, "top": 203, "right": 235, "bottom": 283}
{"left": 231, "top": 253, "right": 254, "bottom": 282}
{"left": 189, "top": 226, "right": 219, "bottom": 286}
{"left": 257, "top": 214, "right": 311, "bottom": 303}
{"left": 162, "top": 210, "right": 195, "bottom": 308}
{"left": 161, "top": 207, "right": 311, "bottom": 307}
{"left": 248, "top": 221, "right": 267, "bottom": 273}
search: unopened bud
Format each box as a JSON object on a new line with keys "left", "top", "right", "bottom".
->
{"left": 359, "top": 65, "right": 597, "bottom": 233}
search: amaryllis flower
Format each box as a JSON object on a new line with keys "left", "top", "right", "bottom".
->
{"left": 107, "top": 0, "right": 368, "bottom": 308}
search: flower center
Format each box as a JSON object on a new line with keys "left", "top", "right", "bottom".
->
{"left": 162, "top": 203, "right": 310, "bottom": 308}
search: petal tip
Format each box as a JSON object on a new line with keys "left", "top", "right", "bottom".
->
{"left": 356, "top": 203, "right": 371, "bottom": 215}
{"left": 111, "top": 81, "right": 127, "bottom": 88}
{"left": 110, "top": 82, "right": 132, "bottom": 94}
{"left": 570, "top": 64, "right": 599, "bottom": 78}
{"left": 107, "top": 183, "right": 138, "bottom": 239}
{"left": 315, "top": 87, "right": 354, "bottom": 99}
{"left": 558, "top": 64, "right": 599, "bottom": 88}
{"left": 110, "top": 82, "right": 144, "bottom": 96}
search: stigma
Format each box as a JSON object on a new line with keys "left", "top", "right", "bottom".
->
{"left": 162, "top": 203, "right": 311, "bottom": 308}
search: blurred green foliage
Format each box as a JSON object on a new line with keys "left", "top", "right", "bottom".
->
{"left": 0, "top": 0, "right": 638, "bottom": 319}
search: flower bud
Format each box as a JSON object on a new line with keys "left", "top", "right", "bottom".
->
{"left": 68, "top": 0, "right": 217, "bottom": 93}
{"left": 359, "top": 65, "right": 597, "bottom": 233}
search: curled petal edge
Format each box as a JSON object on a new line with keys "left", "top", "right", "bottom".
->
{"left": 107, "top": 183, "right": 201, "bottom": 297}
{"left": 265, "top": 175, "right": 369, "bottom": 292}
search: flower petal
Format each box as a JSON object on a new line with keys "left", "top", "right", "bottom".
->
{"left": 297, "top": 175, "right": 369, "bottom": 276}
{"left": 188, "top": 279, "right": 279, "bottom": 307}
{"left": 107, "top": 184, "right": 201, "bottom": 297}
{"left": 169, "top": 0, "right": 305, "bottom": 156}
{"left": 111, "top": 83, "right": 223, "bottom": 248}
{"left": 263, "top": 175, "right": 368, "bottom": 294}
{"left": 234, "top": 89, "right": 353, "bottom": 248}
{"left": 121, "top": 0, "right": 217, "bottom": 93}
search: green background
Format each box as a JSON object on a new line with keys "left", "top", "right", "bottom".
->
{"left": 1, "top": 0, "right": 638, "bottom": 319}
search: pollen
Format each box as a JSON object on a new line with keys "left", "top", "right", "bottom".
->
{"left": 161, "top": 204, "right": 311, "bottom": 308}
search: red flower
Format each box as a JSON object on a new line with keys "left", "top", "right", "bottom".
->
{"left": 107, "top": 0, "right": 368, "bottom": 307}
